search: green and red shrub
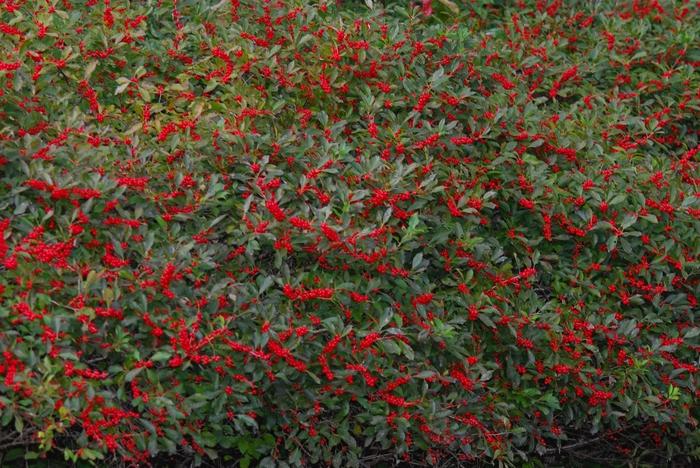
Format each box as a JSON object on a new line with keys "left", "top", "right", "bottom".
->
{"left": 0, "top": 0, "right": 699, "bottom": 466}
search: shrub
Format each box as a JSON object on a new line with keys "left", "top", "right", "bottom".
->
{"left": 0, "top": 0, "right": 699, "bottom": 466}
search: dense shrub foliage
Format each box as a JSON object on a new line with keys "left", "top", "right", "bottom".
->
{"left": 1, "top": 0, "right": 699, "bottom": 465}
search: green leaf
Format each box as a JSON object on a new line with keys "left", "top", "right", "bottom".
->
{"left": 14, "top": 415, "right": 23, "bottom": 433}
{"left": 478, "top": 314, "right": 496, "bottom": 329}
{"left": 151, "top": 351, "right": 171, "bottom": 362}
{"left": 125, "top": 367, "right": 144, "bottom": 382}
{"left": 412, "top": 252, "right": 423, "bottom": 270}
{"left": 237, "top": 414, "right": 259, "bottom": 431}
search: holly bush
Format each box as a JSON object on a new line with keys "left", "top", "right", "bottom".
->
{"left": 1, "top": 0, "right": 699, "bottom": 466}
